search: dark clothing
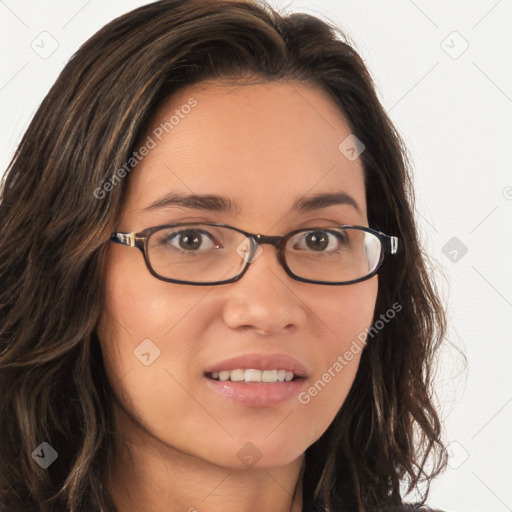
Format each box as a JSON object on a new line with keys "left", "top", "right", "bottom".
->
{"left": 301, "top": 504, "right": 445, "bottom": 512}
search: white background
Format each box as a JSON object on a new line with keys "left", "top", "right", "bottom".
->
{"left": 1, "top": 1, "right": 511, "bottom": 511}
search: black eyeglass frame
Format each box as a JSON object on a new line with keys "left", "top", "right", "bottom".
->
{"left": 110, "top": 222, "right": 399, "bottom": 286}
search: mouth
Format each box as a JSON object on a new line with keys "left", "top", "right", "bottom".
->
{"left": 205, "top": 369, "right": 302, "bottom": 383}
{"left": 203, "top": 353, "right": 308, "bottom": 407}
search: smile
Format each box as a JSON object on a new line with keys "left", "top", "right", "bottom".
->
{"left": 206, "top": 369, "right": 298, "bottom": 383}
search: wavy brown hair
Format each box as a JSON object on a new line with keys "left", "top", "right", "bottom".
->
{"left": 0, "top": 0, "right": 447, "bottom": 510}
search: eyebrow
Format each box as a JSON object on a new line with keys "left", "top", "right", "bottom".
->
{"left": 143, "top": 191, "right": 361, "bottom": 215}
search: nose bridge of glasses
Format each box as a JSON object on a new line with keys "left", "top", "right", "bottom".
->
{"left": 235, "top": 233, "right": 285, "bottom": 267}
{"left": 252, "top": 233, "right": 284, "bottom": 248}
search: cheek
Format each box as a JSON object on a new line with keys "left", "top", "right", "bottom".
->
{"left": 96, "top": 248, "right": 207, "bottom": 396}
{"left": 296, "top": 277, "right": 377, "bottom": 436}
{"left": 322, "top": 277, "right": 378, "bottom": 338}
{"left": 98, "top": 245, "right": 209, "bottom": 343}
{"left": 96, "top": 251, "right": 215, "bottom": 450}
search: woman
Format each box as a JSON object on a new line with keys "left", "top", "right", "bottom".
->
{"left": 0, "top": 0, "right": 447, "bottom": 510}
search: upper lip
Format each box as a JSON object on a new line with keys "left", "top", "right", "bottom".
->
{"left": 204, "top": 353, "right": 308, "bottom": 378}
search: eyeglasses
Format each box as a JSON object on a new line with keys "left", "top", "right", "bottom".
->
{"left": 110, "top": 222, "right": 399, "bottom": 286}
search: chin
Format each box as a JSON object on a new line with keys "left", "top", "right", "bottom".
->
{"left": 195, "top": 434, "right": 309, "bottom": 471}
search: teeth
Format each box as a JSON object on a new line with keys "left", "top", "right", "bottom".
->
{"left": 245, "top": 369, "right": 262, "bottom": 382}
{"left": 262, "top": 370, "right": 277, "bottom": 382}
{"left": 209, "top": 369, "right": 298, "bottom": 383}
{"left": 230, "top": 369, "right": 245, "bottom": 382}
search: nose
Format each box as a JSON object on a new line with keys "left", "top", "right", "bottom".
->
{"left": 222, "top": 242, "right": 306, "bottom": 336}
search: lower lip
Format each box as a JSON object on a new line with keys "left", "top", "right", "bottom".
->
{"left": 204, "top": 376, "right": 307, "bottom": 407}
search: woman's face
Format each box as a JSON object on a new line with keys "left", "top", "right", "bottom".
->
{"left": 97, "top": 79, "right": 378, "bottom": 469}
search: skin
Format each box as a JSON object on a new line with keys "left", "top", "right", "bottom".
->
{"left": 98, "top": 78, "right": 378, "bottom": 512}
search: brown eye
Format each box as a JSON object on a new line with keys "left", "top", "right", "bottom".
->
{"left": 291, "top": 230, "right": 346, "bottom": 253}
{"left": 160, "top": 229, "right": 219, "bottom": 252}
{"left": 305, "top": 231, "right": 329, "bottom": 252}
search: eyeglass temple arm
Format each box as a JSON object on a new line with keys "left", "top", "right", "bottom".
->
{"left": 110, "top": 232, "right": 136, "bottom": 247}
{"left": 383, "top": 234, "right": 399, "bottom": 255}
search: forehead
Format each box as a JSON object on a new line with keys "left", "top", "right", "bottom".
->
{"left": 124, "top": 79, "right": 367, "bottom": 223}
